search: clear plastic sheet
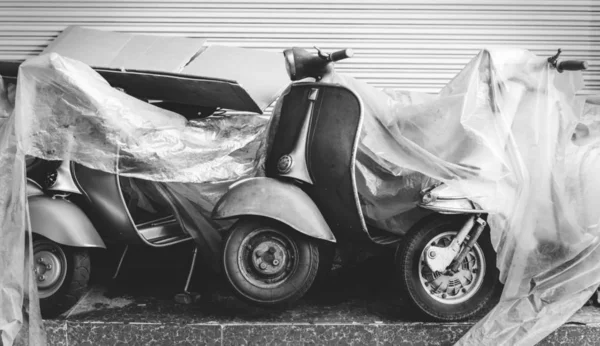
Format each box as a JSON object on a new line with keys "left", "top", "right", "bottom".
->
{"left": 1, "top": 47, "right": 598, "bottom": 346}
{"left": 0, "top": 78, "right": 45, "bottom": 345}
{"left": 338, "top": 49, "right": 594, "bottom": 345}
{"left": 20, "top": 54, "right": 269, "bottom": 183}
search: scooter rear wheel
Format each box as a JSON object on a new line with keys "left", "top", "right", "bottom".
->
{"left": 396, "top": 214, "right": 501, "bottom": 321}
{"left": 222, "top": 217, "right": 320, "bottom": 307}
{"left": 33, "top": 236, "right": 91, "bottom": 318}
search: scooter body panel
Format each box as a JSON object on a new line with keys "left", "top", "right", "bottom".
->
{"left": 212, "top": 177, "right": 336, "bottom": 242}
{"left": 265, "top": 83, "right": 368, "bottom": 241}
{"left": 72, "top": 164, "right": 145, "bottom": 245}
{"left": 28, "top": 195, "right": 106, "bottom": 248}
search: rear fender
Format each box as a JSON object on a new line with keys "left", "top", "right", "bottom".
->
{"left": 28, "top": 195, "right": 106, "bottom": 248}
{"left": 212, "top": 177, "right": 336, "bottom": 242}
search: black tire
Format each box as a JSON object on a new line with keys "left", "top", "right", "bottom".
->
{"left": 33, "top": 237, "right": 91, "bottom": 318}
{"left": 396, "top": 214, "right": 501, "bottom": 321}
{"left": 313, "top": 242, "right": 335, "bottom": 286}
{"left": 222, "top": 217, "right": 320, "bottom": 307}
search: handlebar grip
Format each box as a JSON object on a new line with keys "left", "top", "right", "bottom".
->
{"left": 330, "top": 49, "right": 354, "bottom": 62}
{"left": 558, "top": 60, "right": 588, "bottom": 71}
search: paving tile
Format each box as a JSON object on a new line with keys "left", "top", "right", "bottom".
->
{"left": 66, "top": 322, "right": 221, "bottom": 346}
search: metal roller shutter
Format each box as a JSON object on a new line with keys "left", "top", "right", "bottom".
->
{"left": 0, "top": 0, "right": 598, "bottom": 94}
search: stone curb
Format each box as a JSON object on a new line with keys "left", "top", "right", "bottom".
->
{"left": 44, "top": 320, "right": 600, "bottom": 345}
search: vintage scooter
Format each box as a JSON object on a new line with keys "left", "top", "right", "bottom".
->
{"left": 25, "top": 153, "right": 199, "bottom": 318}
{"left": 405, "top": 49, "right": 589, "bottom": 320}
{"left": 3, "top": 47, "right": 287, "bottom": 317}
{"left": 212, "top": 47, "right": 589, "bottom": 321}
{"left": 213, "top": 47, "right": 417, "bottom": 307}
{"left": 2, "top": 68, "right": 230, "bottom": 318}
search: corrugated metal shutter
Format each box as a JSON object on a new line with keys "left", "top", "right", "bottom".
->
{"left": 0, "top": 0, "right": 598, "bottom": 95}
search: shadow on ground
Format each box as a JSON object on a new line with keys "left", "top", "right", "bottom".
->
{"left": 57, "top": 242, "right": 434, "bottom": 324}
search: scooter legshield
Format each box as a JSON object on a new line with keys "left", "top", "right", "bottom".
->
{"left": 28, "top": 195, "right": 106, "bottom": 248}
{"left": 212, "top": 177, "right": 336, "bottom": 242}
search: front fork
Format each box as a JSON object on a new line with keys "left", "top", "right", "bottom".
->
{"left": 425, "top": 215, "right": 487, "bottom": 273}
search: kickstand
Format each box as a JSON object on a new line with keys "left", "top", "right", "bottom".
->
{"left": 112, "top": 245, "right": 129, "bottom": 280}
{"left": 174, "top": 246, "right": 202, "bottom": 304}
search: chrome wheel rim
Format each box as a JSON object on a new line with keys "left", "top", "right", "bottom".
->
{"left": 34, "top": 240, "right": 67, "bottom": 299}
{"left": 237, "top": 227, "right": 298, "bottom": 289}
{"left": 419, "top": 231, "right": 486, "bottom": 305}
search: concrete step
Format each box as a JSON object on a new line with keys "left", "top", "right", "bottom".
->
{"left": 44, "top": 319, "right": 600, "bottom": 345}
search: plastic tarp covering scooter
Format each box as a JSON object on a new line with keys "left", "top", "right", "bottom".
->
{"left": 0, "top": 47, "right": 598, "bottom": 346}
{"left": 266, "top": 49, "right": 597, "bottom": 345}
{"left": 0, "top": 52, "right": 272, "bottom": 346}
{"left": 343, "top": 51, "right": 597, "bottom": 345}
{"left": 0, "top": 74, "right": 45, "bottom": 345}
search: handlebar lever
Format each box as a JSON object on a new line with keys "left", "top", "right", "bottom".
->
{"left": 314, "top": 46, "right": 329, "bottom": 61}
{"left": 548, "top": 48, "right": 562, "bottom": 66}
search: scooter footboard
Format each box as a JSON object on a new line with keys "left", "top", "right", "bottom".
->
{"left": 212, "top": 177, "right": 336, "bottom": 242}
{"left": 28, "top": 195, "right": 106, "bottom": 248}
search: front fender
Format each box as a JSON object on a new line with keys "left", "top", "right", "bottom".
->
{"left": 28, "top": 195, "right": 106, "bottom": 248}
{"left": 212, "top": 177, "right": 336, "bottom": 242}
{"left": 419, "top": 184, "right": 492, "bottom": 215}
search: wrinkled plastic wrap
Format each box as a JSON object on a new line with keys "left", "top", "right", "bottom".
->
{"left": 1, "top": 48, "right": 598, "bottom": 346}
{"left": 349, "top": 50, "right": 596, "bottom": 345}
{"left": 0, "top": 53, "right": 271, "bottom": 345}
{"left": 0, "top": 77, "right": 45, "bottom": 345}
{"left": 21, "top": 55, "right": 268, "bottom": 183}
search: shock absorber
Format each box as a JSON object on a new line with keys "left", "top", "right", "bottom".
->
{"left": 449, "top": 217, "right": 487, "bottom": 273}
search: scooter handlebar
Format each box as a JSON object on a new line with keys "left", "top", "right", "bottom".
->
{"left": 558, "top": 60, "right": 588, "bottom": 72}
{"left": 284, "top": 47, "right": 354, "bottom": 81}
{"left": 330, "top": 49, "right": 354, "bottom": 62}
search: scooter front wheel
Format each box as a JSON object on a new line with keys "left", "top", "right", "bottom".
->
{"left": 222, "top": 217, "right": 320, "bottom": 307}
{"left": 396, "top": 214, "right": 501, "bottom": 321}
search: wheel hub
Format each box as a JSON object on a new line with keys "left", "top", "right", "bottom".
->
{"left": 33, "top": 240, "right": 67, "bottom": 298}
{"left": 419, "top": 231, "right": 485, "bottom": 305}
{"left": 251, "top": 241, "right": 288, "bottom": 276}
{"left": 238, "top": 227, "right": 299, "bottom": 289}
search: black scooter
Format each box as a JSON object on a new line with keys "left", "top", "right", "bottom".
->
{"left": 212, "top": 47, "right": 409, "bottom": 308}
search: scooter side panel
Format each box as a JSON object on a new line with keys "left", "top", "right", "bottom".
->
{"left": 264, "top": 83, "right": 368, "bottom": 241}
{"left": 303, "top": 85, "right": 368, "bottom": 240}
{"left": 212, "top": 177, "right": 336, "bottom": 242}
{"left": 73, "top": 164, "right": 144, "bottom": 245}
{"left": 265, "top": 85, "right": 314, "bottom": 177}
{"left": 28, "top": 195, "right": 106, "bottom": 248}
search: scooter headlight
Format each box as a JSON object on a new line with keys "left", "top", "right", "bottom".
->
{"left": 283, "top": 49, "right": 297, "bottom": 80}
